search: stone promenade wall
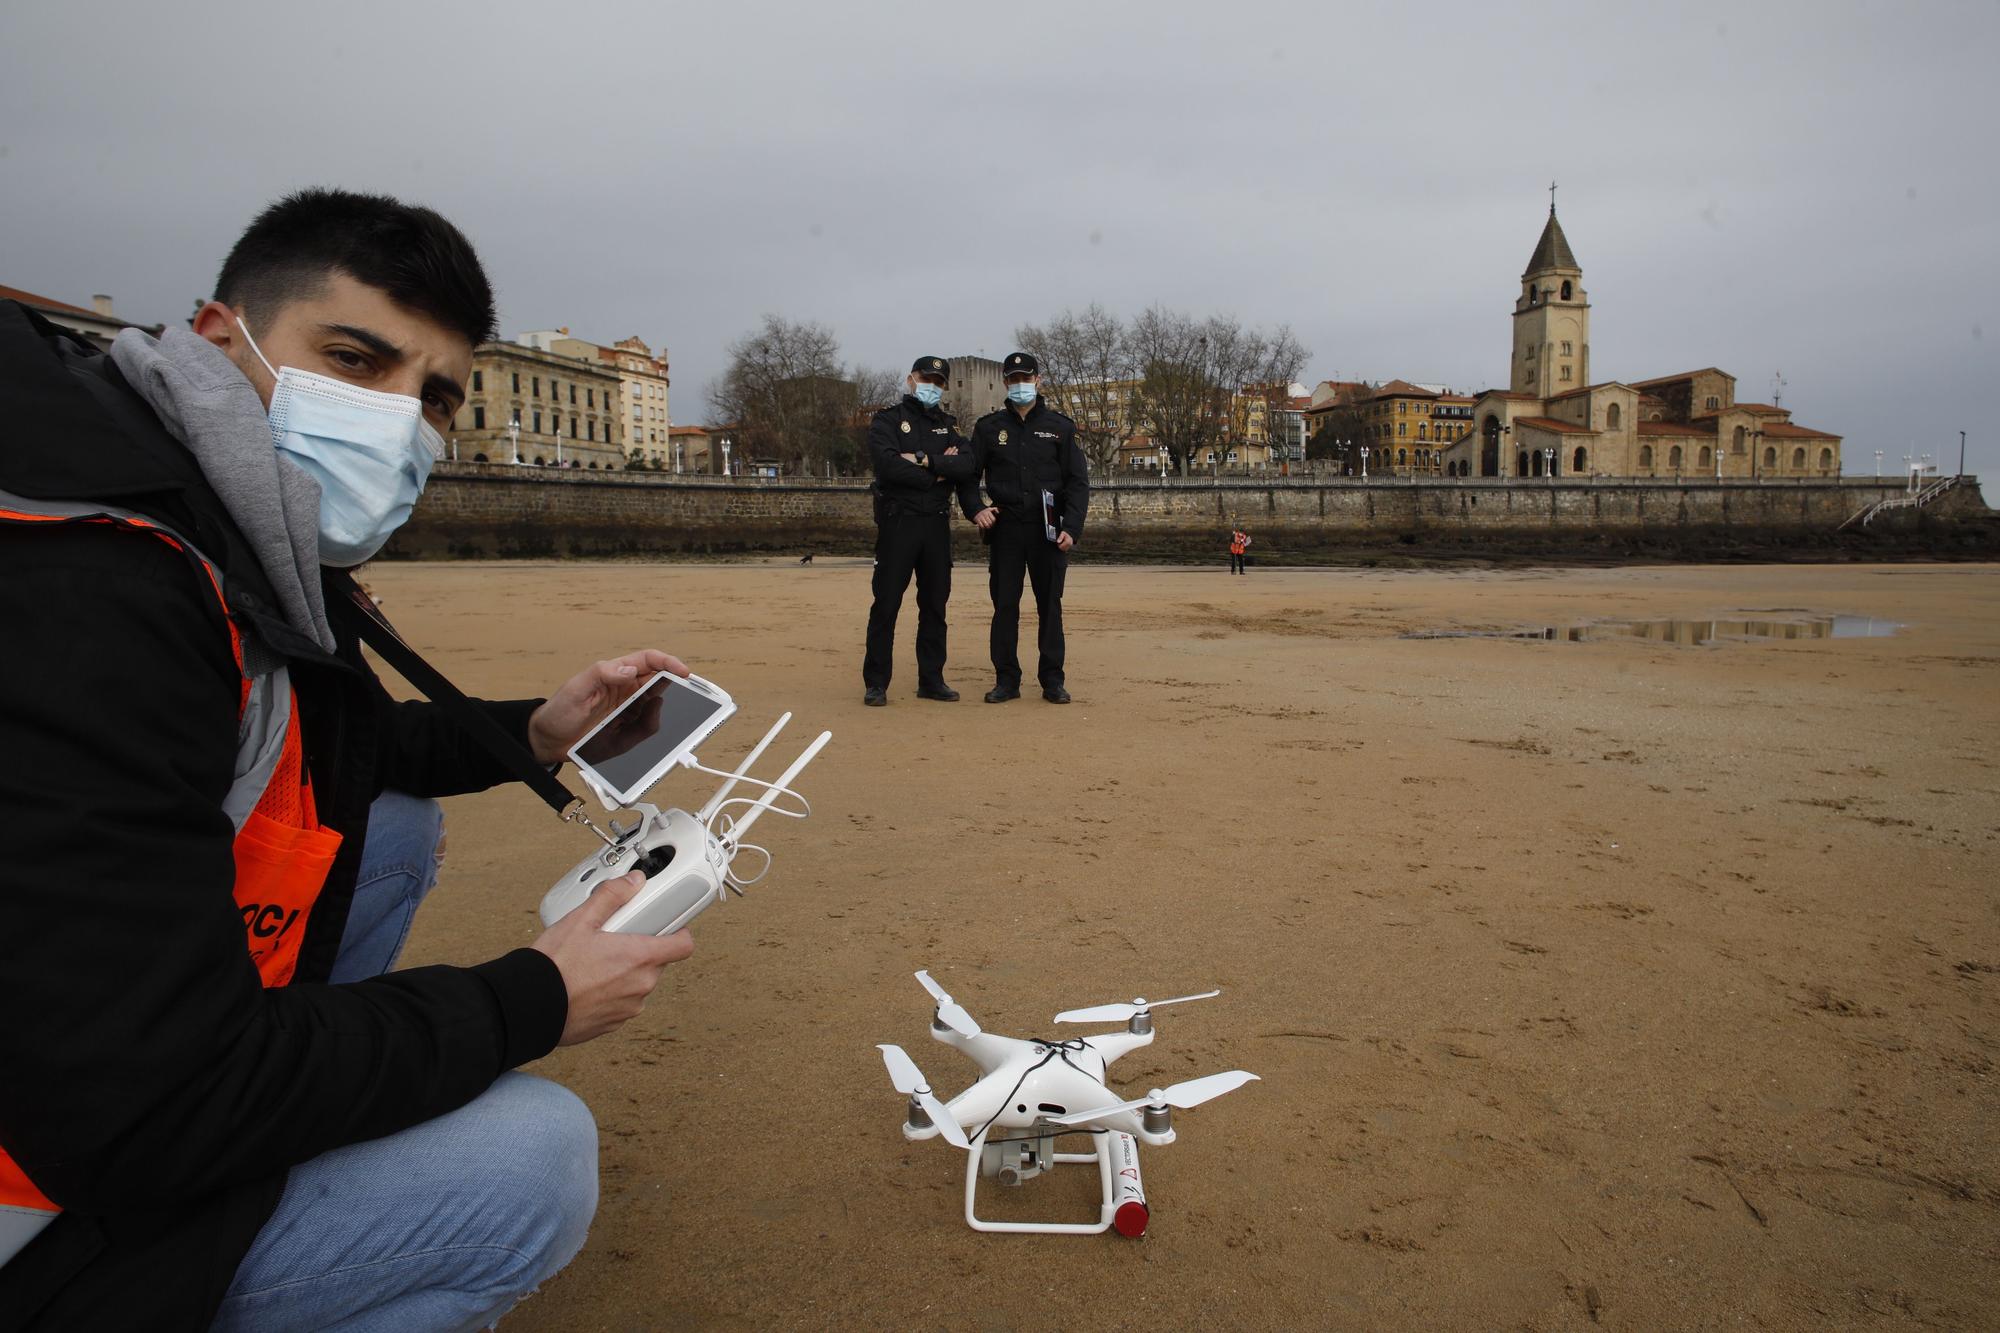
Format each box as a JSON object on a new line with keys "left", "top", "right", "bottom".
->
{"left": 384, "top": 463, "right": 1993, "bottom": 561}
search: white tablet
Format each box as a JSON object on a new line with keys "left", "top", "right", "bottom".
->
{"left": 568, "top": 671, "right": 736, "bottom": 809}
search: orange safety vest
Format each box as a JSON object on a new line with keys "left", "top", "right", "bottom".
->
{"left": 1229, "top": 531, "right": 1248, "bottom": 555}
{"left": 0, "top": 492, "right": 343, "bottom": 1263}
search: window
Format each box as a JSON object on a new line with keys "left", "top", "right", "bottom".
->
{"left": 587, "top": 389, "right": 595, "bottom": 408}
{"left": 1733, "top": 426, "right": 1746, "bottom": 454}
{"left": 1763, "top": 446, "right": 1777, "bottom": 467}
{"left": 472, "top": 370, "right": 484, "bottom": 391}
{"left": 473, "top": 406, "right": 486, "bottom": 429}
{"left": 1397, "top": 422, "right": 1407, "bottom": 437}
{"left": 1669, "top": 445, "right": 1683, "bottom": 470}
{"left": 570, "top": 384, "right": 577, "bottom": 404}
{"left": 1607, "top": 402, "right": 1621, "bottom": 430}
{"left": 1792, "top": 447, "right": 1806, "bottom": 469}
{"left": 1397, "top": 448, "right": 1407, "bottom": 466}
{"left": 588, "top": 422, "right": 596, "bottom": 441}
{"left": 1820, "top": 447, "right": 1833, "bottom": 470}
{"left": 571, "top": 416, "right": 579, "bottom": 437}
{"left": 1705, "top": 395, "right": 1720, "bottom": 411}
{"left": 1699, "top": 446, "right": 1711, "bottom": 468}
{"left": 1398, "top": 401, "right": 1407, "bottom": 414}
{"left": 1560, "top": 280, "right": 1572, "bottom": 300}
{"left": 532, "top": 411, "right": 542, "bottom": 432}
{"left": 1573, "top": 446, "right": 1587, "bottom": 472}
{"left": 511, "top": 372, "right": 520, "bottom": 393}
{"left": 1639, "top": 444, "right": 1654, "bottom": 468}
{"left": 1560, "top": 366, "right": 1573, "bottom": 382}
{"left": 1560, "top": 341, "right": 1573, "bottom": 356}
{"left": 532, "top": 377, "right": 540, "bottom": 398}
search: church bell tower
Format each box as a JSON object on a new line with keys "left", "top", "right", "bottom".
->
{"left": 1511, "top": 192, "right": 1589, "bottom": 398}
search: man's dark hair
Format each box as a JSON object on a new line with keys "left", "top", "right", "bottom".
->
{"left": 214, "top": 188, "right": 498, "bottom": 346}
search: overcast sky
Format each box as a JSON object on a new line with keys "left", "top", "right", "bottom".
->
{"left": 4, "top": 0, "right": 1995, "bottom": 474}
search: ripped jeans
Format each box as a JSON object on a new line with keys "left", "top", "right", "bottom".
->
{"left": 211, "top": 793, "right": 596, "bottom": 1333}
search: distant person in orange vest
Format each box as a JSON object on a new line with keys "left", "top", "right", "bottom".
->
{"left": 1228, "top": 527, "right": 1252, "bottom": 575}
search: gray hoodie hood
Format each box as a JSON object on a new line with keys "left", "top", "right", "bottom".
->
{"left": 110, "top": 327, "right": 336, "bottom": 653}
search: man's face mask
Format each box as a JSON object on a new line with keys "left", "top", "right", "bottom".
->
{"left": 912, "top": 381, "right": 943, "bottom": 408}
{"left": 238, "top": 317, "right": 445, "bottom": 567}
{"left": 1006, "top": 381, "right": 1037, "bottom": 406}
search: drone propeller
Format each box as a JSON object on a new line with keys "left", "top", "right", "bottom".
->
{"left": 877, "top": 1044, "right": 970, "bottom": 1148}
{"left": 914, "top": 970, "right": 981, "bottom": 1038}
{"left": 1048, "top": 1070, "right": 1259, "bottom": 1127}
{"left": 1053, "top": 989, "right": 1221, "bottom": 1025}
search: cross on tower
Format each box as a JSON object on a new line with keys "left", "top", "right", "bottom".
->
{"left": 1549, "top": 180, "right": 1558, "bottom": 213}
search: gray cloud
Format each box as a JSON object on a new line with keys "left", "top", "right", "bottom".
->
{"left": 3, "top": 0, "right": 1993, "bottom": 473}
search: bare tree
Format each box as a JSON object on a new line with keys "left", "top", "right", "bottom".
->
{"left": 1015, "top": 304, "right": 1134, "bottom": 476}
{"left": 710, "top": 315, "right": 858, "bottom": 473}
{"left": 1129, "top": 309, "right": 1311, "bottom": 475}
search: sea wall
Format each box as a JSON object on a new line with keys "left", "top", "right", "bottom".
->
{"left": 383, "top": 463, "right": 1994, "bottom": 561}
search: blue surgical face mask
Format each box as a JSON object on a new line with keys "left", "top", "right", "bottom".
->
{"left": 913, "top": 382, "right": 943, "bottom": 408}
{"left": 239, "top": 317, "right": 444, "bottom": 567}
{"left": 1006, "top": 382, "right": 1037, "bottom": 406}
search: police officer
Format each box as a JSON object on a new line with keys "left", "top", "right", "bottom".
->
{"left": 862, "top": 355, "right": 979, "bottom": 706}
{"left": 964, "top": 352, "right": 1090, "bottom": 704}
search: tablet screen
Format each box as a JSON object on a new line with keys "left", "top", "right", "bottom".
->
{"left": 573, "top": 675, "right": 726, "bottom": 797}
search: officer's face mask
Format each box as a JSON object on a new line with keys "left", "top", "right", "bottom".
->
{"left": 1006, "top": 381, "right": 1038, "bottom": 406}
{"left": 237, "top": 317, "right": 444, "bottom": 568}
{"left": 912, "top": 381, "right": 943, "bottom": 408}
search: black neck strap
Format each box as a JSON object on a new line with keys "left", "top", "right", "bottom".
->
{"left": 331, "top": 574, "right": 579, "bottom": 817}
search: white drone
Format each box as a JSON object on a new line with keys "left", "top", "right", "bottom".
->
{"left": 877, "top": 970, "right": 1258, "bottom": 1236}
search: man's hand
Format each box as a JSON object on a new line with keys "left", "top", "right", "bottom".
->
{"left": 528, "top": 649, "right": 688, "bottom": 765}
{"left": 533, "top": 872, "right": 694, "bottom": 1046}
{"left": 1056, "top": 531, "right": 1075, "bottom": 552}
{"left": 899, "top": 451, "right": 920, "bottom": 465}
{"left": 974, "top": 507, "right": 999, "bottom": 531}
{"left": 943, "top": 445, "right": 961, "bottom": 456}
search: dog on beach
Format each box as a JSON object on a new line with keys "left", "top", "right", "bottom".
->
{"left": 800, "top": 554, "right": 814, "bottom": 565}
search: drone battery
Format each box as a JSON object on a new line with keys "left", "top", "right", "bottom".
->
{"left": 1107, "top": 1132, "right": 1148, "bottom": 1238}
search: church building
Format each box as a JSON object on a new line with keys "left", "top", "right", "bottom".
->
{"left": 1441, "top": 203, "right": 1842, "bottom": 479}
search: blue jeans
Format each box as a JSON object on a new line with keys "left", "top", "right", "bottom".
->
{"left": 212, "top": 792, "right": 596, "bottom": 1333}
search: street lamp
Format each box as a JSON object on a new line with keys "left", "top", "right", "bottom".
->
{"left": 1960, "top": 430, "right": 1968, "bottom": 478}
{"left": 1359, "top": 445, "right": 1370, "bottom": 480}
{"left": 1874, "top": 449, "right": 1883, "bottom": 478}
{"left": 1542, "top": 446, "right": 1555, "bottom": 479}
{"left": 508, "top": 409, "right": 521, "bottom": 465}
{"left": 722, "top": 439, "right": 732, "bottom": 476}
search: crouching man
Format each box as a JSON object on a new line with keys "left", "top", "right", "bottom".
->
{"left": 0, "top": 189, "right": 691, "bottom": 1330}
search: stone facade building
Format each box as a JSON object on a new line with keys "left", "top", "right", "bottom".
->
{"left": 940, "top": 354, "right": 1004, "bottom": 426}
{"left": 1440, "top": 207, "right": 1843, "bottom": 479}
{"left": 449, "top": 341, "right": 626, "bottom": 468}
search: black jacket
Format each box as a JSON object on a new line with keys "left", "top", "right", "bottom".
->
{"left": 867, "top": 395, "right": 978, "bottom": 519}
{"left": 964, "top": 398, "right": 1091, "bottom": 541}
{"left": 0, "top": 302, "right": 570, "bottom": 1331}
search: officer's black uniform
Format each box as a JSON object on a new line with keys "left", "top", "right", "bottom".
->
{"left": 862, "top": 358, "right": 978, "bottom": 699}
{"left": 964, "top": 365, "right": 1090, "bottom": 699}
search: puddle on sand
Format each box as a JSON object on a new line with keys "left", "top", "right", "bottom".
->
{"left": 1406, "top": 615, "right": 1903, "bottom": 646}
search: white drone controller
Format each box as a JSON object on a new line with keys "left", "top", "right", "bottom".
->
{"left": 539, "top": 712, "right": 831, "bottom": 936}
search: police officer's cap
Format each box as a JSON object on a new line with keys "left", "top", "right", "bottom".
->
{"left": 910, "top": 356, "right": 951, "bottom": 380}
{"left": 1002, "top": 352, "right": 1039, "bottom": 377}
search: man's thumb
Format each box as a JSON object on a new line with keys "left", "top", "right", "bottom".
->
{"left": 575, "top": 871, "right": 646, "bottom": 930}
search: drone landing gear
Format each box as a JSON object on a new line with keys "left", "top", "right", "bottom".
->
{"left": 963, "top": 1127, "right": 1149, "bottom": 1237}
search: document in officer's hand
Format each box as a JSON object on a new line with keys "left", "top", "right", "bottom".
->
{"left": 1041, "top": 489, "right": 1059, "bottom": 543}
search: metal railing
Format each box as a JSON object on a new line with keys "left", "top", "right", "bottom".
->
{"left": 1838, "top": 474, "right": 1961, "bottom": 530}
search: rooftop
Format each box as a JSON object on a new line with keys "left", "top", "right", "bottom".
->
{"left": 1524, "top": 208, "right": 1579, "bottom": 275}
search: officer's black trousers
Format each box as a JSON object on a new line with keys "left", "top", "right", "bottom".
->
{"left": 988, "top": 519, "right": 1067, "bottom": 692}
{"left": 863, "top": 513, "right": 952, "bottom": 691}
